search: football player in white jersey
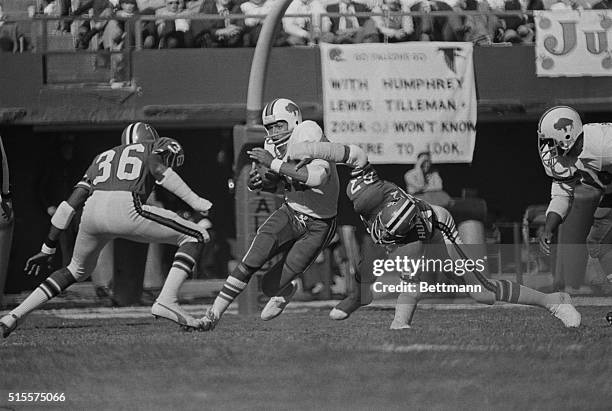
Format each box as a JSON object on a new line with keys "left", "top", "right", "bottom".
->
{"left": 200, "top": 98, "right": 339, "bottom": 330}
{"left": 285, "top": 141, "right": 581, "bottom": 328}
{"left": 538, "top": 106, "right": 612, "bottom": 288}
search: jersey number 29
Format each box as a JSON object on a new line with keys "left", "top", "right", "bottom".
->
{"left": 92, "top": 144, "right": 145, "bottom": 185}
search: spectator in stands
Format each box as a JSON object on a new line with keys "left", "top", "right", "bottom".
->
{"left": 72, "top": 0, "right": 115, "bottom": 50}
{"left": 137, "top": 0, "right": 165, "bottom": 13}
{"left": 56, "top": 0, "right": 73, "bottom": 32}
{"left": 191, "top": 0, "right": 242, "bottom": 47}
{"left": 241, "top": 0, "right": 288, "bottom": 47}
{"left": 547, "top": 0, "right": 573, "bottom": 9}
{"left": 409, "top": 0, "right": 462, "bottom": 42}
{"left": 320, "top": 0, "right": 379, "bottom": 44}
{"left": 103, "top": 0, "right": 143, "bottom": 83}
{"left": 371, "top": 0, "right": 413, "bottom": 42}
{"left": 282, "top": 0, "right": 326, "bottom": 46}
{"left": 0, "top": 3, "right": 24, "bottom": 52}
{"left": 156, "top": 0, "right": 194, "bottom": 47}
{"left": 132, "top": 0, "right": 165, "bottom": 47}
{"left": 457, "top": 0, "right": 497, "bottom": 45}
{"left": 405, "top": 151, "right": 453, "bottom": 208}
{"left": 495, "top": 0, "right": 533, "bottom": 44}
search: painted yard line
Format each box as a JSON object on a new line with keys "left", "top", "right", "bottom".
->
{"left": 367, "top": 343, "right": 585, "bottom": 354}
{"left": 25, "top": 298, "right": 611, "bottom": 320}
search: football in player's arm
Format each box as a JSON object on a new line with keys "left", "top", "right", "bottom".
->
{"left": 287, "top": 141, "right": 581, "bottom": 329}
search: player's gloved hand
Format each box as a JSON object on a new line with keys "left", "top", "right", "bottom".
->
{"left": 539, "top": 230, "right": 553, "bottom": 256}
{"left": 248, "top": 148, "right": 274, "bottom": 168}
{"left": 295, "top": 157, "right": 313, "bottom": 170}
{"left": 248, "top": 168, "right": 263, "bottom": 190}
{"left": 24, "top": 252, "right": 54, "bottom": 276}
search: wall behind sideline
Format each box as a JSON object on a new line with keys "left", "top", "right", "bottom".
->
{"left": 1, "top": 46, "right": 611, "bottom": 126}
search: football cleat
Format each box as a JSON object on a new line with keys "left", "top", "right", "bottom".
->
{"left": 260, "top": 280, "right": 297, "bottom": 321}
{"left": 330, "top": 297, "right": 364, "bottom": 321}
{"left": 199, "top": 308, "right": 219, "bottom": 331}
{"left": 151, "top": 301, "right": 202, "bottom": 330}
{"left": 329, "top": 308, "right": 350, "bottom": 321}
{"left": 547, "top": 292, "right": 581, "bottom": 328}
{"left": 0, "top": 313, "right": 19, "bottom": 338}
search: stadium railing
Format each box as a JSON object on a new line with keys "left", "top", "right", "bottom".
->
{"left": 5, "top": 9, "right": 538, "bottom": 52}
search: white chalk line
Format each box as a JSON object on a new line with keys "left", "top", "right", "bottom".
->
{"left": 4, "top": 296, "right": 609, "bottom": 320}
{"left": 367, "top": 343, "right": 585, "bottom": 354}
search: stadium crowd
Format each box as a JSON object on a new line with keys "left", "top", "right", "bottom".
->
{"left": 1, "top": 0, "right": 610, "bottom": 56}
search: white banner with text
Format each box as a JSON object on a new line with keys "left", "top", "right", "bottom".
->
{"left": 320, "top": 42, "right": 477, "bottom": 164}
{"left": 535, "top": 10, "right": 612, "bottom": 77}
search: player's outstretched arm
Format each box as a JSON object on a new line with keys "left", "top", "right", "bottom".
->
{"left": 248, "top": 148, "right": 330, "bottom": 187}
{"left": 539, "top": 211, "right": 562, "bottom": 256}
{"left": 150, "top": 154, "right": 213, "bottom": 213}
{"left": 288, "top": 142, "right": 369, "bottom": 170}
{"left": 25, "top": 186, "right": 90, "bottom": 276}
{"left": 539, "top": 179, "right": 576, "bottom": 255}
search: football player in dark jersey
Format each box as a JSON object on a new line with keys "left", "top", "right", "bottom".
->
{"left": 287, "top": 142, "right": 581, "bottom": 329}
{"left": 1, "top": 125, "right": 212, "bottom": 338}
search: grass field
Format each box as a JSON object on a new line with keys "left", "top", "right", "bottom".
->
{"left": 1, "top": 304, "right": 612, "bottom": 410}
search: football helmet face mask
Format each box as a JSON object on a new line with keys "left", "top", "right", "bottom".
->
{"left": 121, "top": 122, "right": 160, "bottom": 145}
{"left": 370, "top": 195, "right": 418, "bottom": 245}
{"left": 538, "top": 106, "right": 583, "bottom": 170}
{"left": 156, "top": 137, "right": 184, "bottom": 169}
{"left": 262, "top": 98, "right": 302, "bottom": 152}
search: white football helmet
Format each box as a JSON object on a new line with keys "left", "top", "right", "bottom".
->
{"left": 262, "top": 98, "right": 302, "bottom": 150}
{"left": 538, "top": 106, "right": 583, "bottom": 169}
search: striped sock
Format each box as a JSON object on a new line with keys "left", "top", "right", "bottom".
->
{"left": 11, "top": 268, "right": 76, "bottom": 319}
{"left": 212, "top": 275, "right": 248, "bottom": 317}
{"left": 158, "top": 250, "right": 197, "bottom": 304}
{"left": 491, "top": 279, "right": 521, "bottom": 304}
